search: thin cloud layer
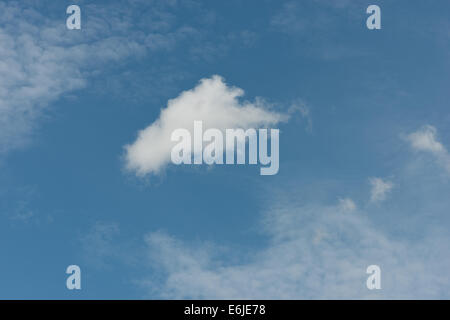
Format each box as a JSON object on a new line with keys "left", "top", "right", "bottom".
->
{"left": 124, "top": 75, "right": 288, "bottom": 176}
{"left": 143, "top": 195, "right": 450, "bottom": 299}
{"left": 338, "top": 197, "right": 357, "bottom": 212}
{"left": 0, "top": 2, "right": 150, "bottom": 154}
{"left": 369, "top": 177, "right": 394, "bottom": 203}
{"left": 135, "top": 125, "right": 450, "bottom": 299}
{"left": 0, "top": 1, "right": 201, "bottom": 155}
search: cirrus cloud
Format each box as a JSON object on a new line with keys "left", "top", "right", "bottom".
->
{"left": 142, "top": 195, "right": 450, "bottom": 299}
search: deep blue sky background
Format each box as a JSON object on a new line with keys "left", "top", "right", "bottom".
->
{"left": 0, "top": 0, "right": 449, "bottom": 298}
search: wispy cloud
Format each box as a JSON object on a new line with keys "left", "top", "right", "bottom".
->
{"left": 0, "top": 2, "right": 144, "bottom": 153}
{"left": 131, "top": 125, "right": 450, "bottom": 299}
{"left": 369, "top": 177, "right": 394, "bottom": 203}
{"left": 289, "top": 100, "right": 313, "bottom": 133}
{"left": 338, "top": 197, "right": 357, "bottom": 212}
{"left": 79, "top": 222, "right": 121, "bottom": 268}
{"left": 0, "top": 1, "right": 204, "bottom": 155}
{"left": 142, "top": 193, "right": 450, "bottom": 299}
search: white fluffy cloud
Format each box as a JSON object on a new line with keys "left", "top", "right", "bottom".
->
{"left": 124, "top": 75, "right": 288, "bottom": 176}
{"left": 407, "top": 125, "right": 450, "bottom": 173}
{"left": 0, "top": 1, "right": 198, "bottom": 155}
{"left": 369, "top": 177, "right": 394, "bottom": 203}
{"left": 143, "top": 196, "right": 450, "bottom": 299}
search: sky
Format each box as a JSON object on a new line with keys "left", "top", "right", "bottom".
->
{"left": 0, "top": 0, "right": 449, "bottom": 299}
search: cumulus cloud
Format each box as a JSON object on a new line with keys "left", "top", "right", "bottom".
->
{"left": 407, "top": 125, "right": 450, "bottom": 173}
{"left": 143, "top": 196, "right": 450, "bottom": 299}
{"left": 124, "top": 75, "right": 288, "bottom": 176}
{"left": 0, "top": 1, "right": 281, "bottom": 156}
{"left": 369, "top": 177, "right": 394, "bottom": 203}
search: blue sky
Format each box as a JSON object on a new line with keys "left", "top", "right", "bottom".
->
{"left": 0, "top": 0, "right": 449, "bottom": 299}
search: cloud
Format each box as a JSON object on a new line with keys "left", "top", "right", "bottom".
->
{"left": 0, "top": 1, "right": 280, "bottom": 156}
{"left": 369, "top": 177, "right": 394, "bottom": 203}
{"left": 124, "top": 75, "right": 288, "bottom": 176}
{"left": 143, "top": 195, "right": 450, "bottom": 299}
{"left": 0, "top": 1, "right": 201, "bottom": 155}
{"left": 407, "top": 125, "right": 450, "bottom": 173}
{"left": 0, "top": 2, "right": 145, "bottom": 154}
{"left": 132, "top": 126, "right": 450, "bottom": 299}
